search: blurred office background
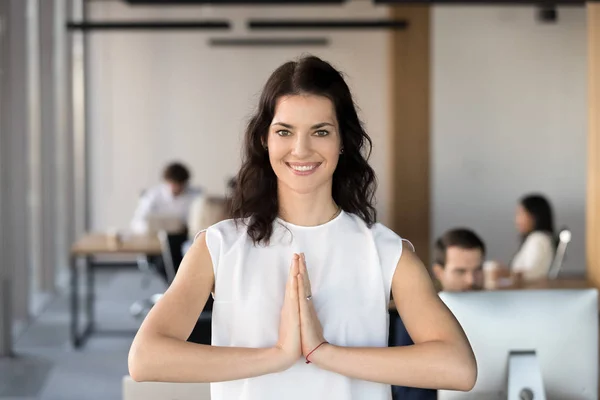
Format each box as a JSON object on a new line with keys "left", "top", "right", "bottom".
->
{"left": 1, "top": 0, "right": 599, "bottom": 399}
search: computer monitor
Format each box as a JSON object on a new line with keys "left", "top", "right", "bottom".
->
{"left": 438, "top": 289, "right": 598, "bottom": 400}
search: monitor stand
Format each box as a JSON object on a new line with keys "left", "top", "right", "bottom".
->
{"left": 507, "top": 351, "right": 546, "bottom": 400}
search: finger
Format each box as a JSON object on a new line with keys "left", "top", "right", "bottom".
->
{"left": 299, "top": 253, "right": 306, "bottom": 274}
{"left": 299, "top": 253, "right": 312, "bottom": 296}
{"left": 292, "top": 254, "right": 300, "bottom": 277}
{"left": 290, "top": 274, "right": 298, "bottom": 301}
{"left": 298, "top": 273, "right": 309, "bottom": 314}
{"left": 286, "top": 255, "right": 299, "bottom": 302}
{"left": 287, "top": 254, "right": 300, "bottom": 289}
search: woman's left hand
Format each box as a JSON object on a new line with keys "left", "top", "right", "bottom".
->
{"left": 297, "top": 253, "right": 327, "bottom": 359}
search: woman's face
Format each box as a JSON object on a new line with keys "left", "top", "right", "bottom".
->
{"left": 266, "top": 94, "right": 341, "bottom": 195}
{"left": 515, "top": 204, "right": 535, "bottom": 235}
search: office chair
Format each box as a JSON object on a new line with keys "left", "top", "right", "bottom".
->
{"left": 130, "top": 229, "right": 187, "bottom": 317}
{"left": 130, "top": 230, "right": 213, "bottom": 344}
{"left": 547, "top": 227, "right": 572, "bottom": 280}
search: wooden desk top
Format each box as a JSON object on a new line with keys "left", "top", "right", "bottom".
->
{"left": 495, "top": 277, "right": 592, "bottom": 291}
{"left": 71, "top": 233, "right": 162, "bottom": 256}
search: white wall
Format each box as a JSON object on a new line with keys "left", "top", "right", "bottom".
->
{"left": 87, "top": 0, "right": 391, "bottom": 231}
{"left": 89, "top": 3, "right": 588, "bottom": 273}
{"left": 432, "top": 6, "right": 587, "bottom": 272}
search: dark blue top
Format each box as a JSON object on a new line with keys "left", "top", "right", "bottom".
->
{"left": 390, "top": 311, "right": 438, "bottom": 400}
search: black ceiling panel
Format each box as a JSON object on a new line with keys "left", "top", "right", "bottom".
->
{"left": 374, "top": 0, "right": 585, "bottom": 4}
{"left": 248, "top": 19, "right": 408, "bottom": 30}
{"left": 209, "top": 37, "right": 329, "bottom": 46}
{"left": 125, "top": 0, "right": 346, "bottom": 4}
{"left": 67, "top": 20, "right": 231, "bottom": 31}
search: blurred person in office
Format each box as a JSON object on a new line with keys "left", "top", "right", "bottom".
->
{"left": 131, "top": 162, "right": 202, "bottom": 234}
{"left": 490, "top": 194, "right": 556, "bottom": 283}
{"left": 431, "top": 228, "right": 486, "bottom": 292}
{"left": 392, "top": 228, "right": 485, "bottom": 400}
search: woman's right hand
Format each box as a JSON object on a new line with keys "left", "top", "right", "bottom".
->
{"left": 274, "top": 254, "right": 302, "bottom": 371}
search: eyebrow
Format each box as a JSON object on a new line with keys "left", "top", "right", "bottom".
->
{"left": 271, "top": 122, "right": 335, "bottom": 129}
{"left": 455, "top": 266, "right": 483, "bottom": 270}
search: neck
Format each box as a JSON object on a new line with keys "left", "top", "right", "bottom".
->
{"left": 277, "top": 184, "right": 339, "bottom": 227}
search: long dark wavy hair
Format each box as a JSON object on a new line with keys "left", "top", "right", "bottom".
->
{"left": 520, "top": 194, "right": 555, "bottom": 239}
{"left": 230, "top": 56, "right": 377, "bottom": 245}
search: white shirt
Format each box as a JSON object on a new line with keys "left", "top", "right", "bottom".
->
{"left": 510, "top": 231, "right": 555, "bottom": 281}
{"left": 130, "top": 184, "right": 201, "bottom": 234}
{"left": 204, "top": 211, "right": 404, "bottom": 400}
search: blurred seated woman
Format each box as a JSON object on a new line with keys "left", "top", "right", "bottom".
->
{"left": 493, "top": 194, "right": 556, "bottom": 283}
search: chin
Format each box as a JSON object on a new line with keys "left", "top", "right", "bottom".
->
{"left": 281, "top": 181, "right": 321, "bottom": 195}
{"left": 277, "top": 175, "right": 330, "bottom": 195}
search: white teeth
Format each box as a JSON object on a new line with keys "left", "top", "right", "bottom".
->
{"left": 290, "top": 165, "right": 316, "bottom": 172}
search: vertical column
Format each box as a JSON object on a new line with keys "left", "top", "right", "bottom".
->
{"left": 55, "top": 0, "right": 73, "bottom": 288}
{"left": 26, "top": 0, "right": 42, "bottom": 300}
{"left": 39, "top": 0, "right": 60, "bottom": 293}
{"left": 388, "top": 6, "right": 431, "bottom": 264}
{"left": 0, "top": 0, "right": 13, "bottom": 358}
{"left": 587, "top": 2, "right": 600, "bottom": 288}
{"left": 71, "top": 0, "right": 88, "bottom": 240}
{"left": 7, "top": 0, "right": 32, "bottom": 330}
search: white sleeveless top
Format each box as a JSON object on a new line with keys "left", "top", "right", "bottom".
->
{"left": 203, "top": 211, "right": 405, "bottom": 400}
{"left": 510, "top": 231, "right": 555, "bottom": 281}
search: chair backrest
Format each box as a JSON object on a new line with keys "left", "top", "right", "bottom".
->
{"left": 158, "top": 229, "right": 214, "bottom": 313}
{"left": 547, "top": 228, "right": 572, "bottom": 280}
{"left": 158, "top": 230, "right": 189, "bottom": 284}
{"left": 188, "top": 196, "right": 230, "bottom": 240}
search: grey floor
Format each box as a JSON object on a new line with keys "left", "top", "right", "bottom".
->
{"left": 0, "top": 268, "right": 165, "bottom": 400}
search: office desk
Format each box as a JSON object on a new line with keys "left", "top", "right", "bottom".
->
{"left": 70, "top": 233, "right": 162, "bottom": 348}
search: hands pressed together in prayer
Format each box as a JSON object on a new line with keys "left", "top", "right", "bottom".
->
{"left": 275, "top": 253, "right": 328, "bottom": 370}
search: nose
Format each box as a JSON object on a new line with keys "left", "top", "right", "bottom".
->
{"left": 465, "top": 273, "right": 475, "bottom": 287}
{"left": 291, "top": 134, "right": 312, "bottom": 158}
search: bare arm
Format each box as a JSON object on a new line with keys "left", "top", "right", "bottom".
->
{"left": 309, "top": 249, "right": 477, "bottom": 391}
{"left": 128, "top": 232, "right": 290, "bottom": 383}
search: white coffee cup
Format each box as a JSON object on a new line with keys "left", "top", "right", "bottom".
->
{"left": 483, "top": 260, "right": 500, "bottom": 289}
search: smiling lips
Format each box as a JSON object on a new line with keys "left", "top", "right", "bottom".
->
{"left": 286, "top": 162, "right": 322, "bottom": 176}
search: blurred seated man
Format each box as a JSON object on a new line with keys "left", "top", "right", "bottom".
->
{"left": 131, "top": 162, "right": 201, "bottom": 234}
{"left": 391, "top": 228, "right": 485, "bottom": 400}
{"left": 431, "top": 228, "right": 486, "bottom": 292}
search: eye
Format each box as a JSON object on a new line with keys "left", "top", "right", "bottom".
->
{"left": 276, "top": 130, "right": 292, "bottom": 137}
{"left": 314, "top": 130, "right": 329, "bottom": 137}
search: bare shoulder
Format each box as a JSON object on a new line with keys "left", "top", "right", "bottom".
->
{"left": 391, "top": 243, "right": 471, "bottom": 348}
{"left": 394, "top": 246, "right": 433, "bottom": 289}
{"left": 175, "top": 231, "right": 214, "bottom": 290}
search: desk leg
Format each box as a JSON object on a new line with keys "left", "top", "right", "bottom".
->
{"left": 86, "top": 256, "right": 95, "bottom": 332}
{"left": 71, "top": 256, "right": 94, "bottom": 349}
{"left": 70, "top": 255, "right": 80, "bottom": 348}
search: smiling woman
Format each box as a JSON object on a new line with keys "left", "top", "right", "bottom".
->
{"left": 231, "top": 56, "right": 377, "bottom": 243}
{"left": 128, "top": 56, "right": 477, "bottom": 400}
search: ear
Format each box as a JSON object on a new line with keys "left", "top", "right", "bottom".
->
{"left": 432, "top": 263, "right": 444, "bottom": 281}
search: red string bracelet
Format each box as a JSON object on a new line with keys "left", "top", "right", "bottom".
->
{"left": 305, "top": 341, "right": 328, "bottom": 364}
